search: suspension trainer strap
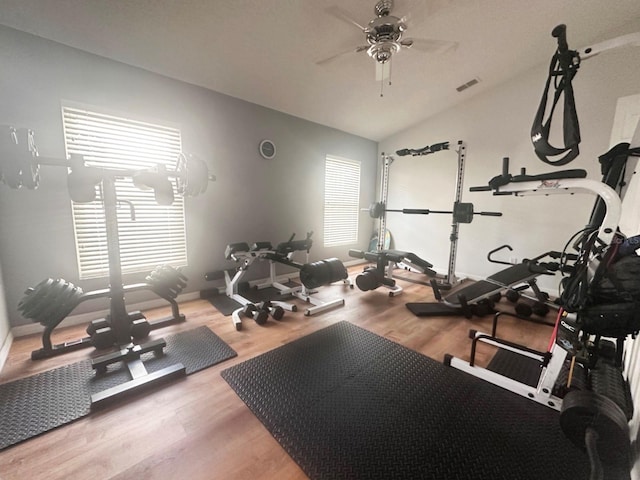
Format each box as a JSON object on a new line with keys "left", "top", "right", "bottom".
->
{"left": 531, "top": 25, "right": 581, "bottom": 166}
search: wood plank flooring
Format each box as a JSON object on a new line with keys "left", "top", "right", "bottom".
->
{"left": 0, "top": 267, "right": 555, "bottom": 480}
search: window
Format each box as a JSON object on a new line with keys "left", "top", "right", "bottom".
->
{"left": 323, "top": 155, "right": 361, "bottom": 247}
{"left": 62, "top": 105, "right": 187, "bottom": 279}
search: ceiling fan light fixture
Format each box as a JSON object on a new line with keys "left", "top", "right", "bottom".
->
{"left": 367, "top": 41, "right": 400, "bottom": 63}
{"left": 319, "top": 0, "right": 459, "bottom": 96}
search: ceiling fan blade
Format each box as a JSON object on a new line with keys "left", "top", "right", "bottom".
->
{"left": 324, "top": 6, "right": 367, "bottom": 31}
{"left": 406, "top": 38, "right": 458, "bottom": 54}
{"left": 316, "top": 46, "right": 367, "bottom": 66}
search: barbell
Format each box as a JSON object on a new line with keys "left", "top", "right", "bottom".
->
{"left": 365, "top": 201, "right": 502, "bottom": 224}
{"left": 1, "top": 126, "right": 215, "bottom": 202}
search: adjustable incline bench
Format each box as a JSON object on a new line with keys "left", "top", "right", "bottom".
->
{"left": 406, "top": 161, "right": 587, "bottom": 317}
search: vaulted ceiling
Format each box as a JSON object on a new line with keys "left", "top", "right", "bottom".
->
{"left": 1, "top": 0, "right": 639, "bottom": 140}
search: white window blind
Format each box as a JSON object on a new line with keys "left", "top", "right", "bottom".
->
{"left": 62, "top": 106, "right": 187, "bottom": 280}
{"left": 323, "top": 155, "right": 361, "bottom": 247}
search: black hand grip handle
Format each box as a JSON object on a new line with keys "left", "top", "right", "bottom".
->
{"left": 501, "top": 157, "right": 510, "bottom": 177}
{"left": 478, "top": 211, "right": 502, "bottom": 217}
{"left": 487, "top": 244, "right": 513, "bottom": 265}
{"left": 469, "top": 186, "right": 492, "bottom": 192}
{"left": 402, "top": 208, "right": 431, "bottom": 215}
{"left": 552, "top": 24, "right": 568, "bottom": 52}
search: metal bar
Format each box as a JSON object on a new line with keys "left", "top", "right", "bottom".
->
{"left": 90, "top": 363, "right": 185, "bottom": 409}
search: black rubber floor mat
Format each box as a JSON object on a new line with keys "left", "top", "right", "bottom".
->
{"left": 207, "top": 295, "right": 243, "bottom": 315}
{"left": 406, "top": 302, "right": 462, "bottom": 316}
{"left": 221, "top": 321, "right": 613, "bottom": 480}
{"left": 0, "top": 326, "right": 236, "bottom": 451}
{"left": 486, "top": 347, "right": 542, "bottom": 388}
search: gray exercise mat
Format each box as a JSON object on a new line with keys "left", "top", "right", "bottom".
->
{"left": 0, "top": 326, "right": 236, "bottom": 451}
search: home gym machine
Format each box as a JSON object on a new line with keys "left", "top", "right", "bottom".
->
{"left": 1, "top": 125, "right": 215, "bottom": 408}
{"left": 444, "top": 154, "right": 637, "bottom": 476}
{"left": 446, "top": 24, "right": 640, "bottom": 478}
{"left": 208, "top": 232, "right": 350, "bottom": 329}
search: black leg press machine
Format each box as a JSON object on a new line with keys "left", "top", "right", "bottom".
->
{"left": 205, "top": 232, "right": 351, "bottom": 330}
{"left": 1, "top": 126, "right": 215, "bottom": 408}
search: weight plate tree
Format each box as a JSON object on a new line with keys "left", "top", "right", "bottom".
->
{"left": 1, "top": 125, "right": 215, "bottom": 407}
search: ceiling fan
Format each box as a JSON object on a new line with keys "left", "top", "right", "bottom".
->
{"left": 317, "top": 0, "right": 457, "bottom": 95}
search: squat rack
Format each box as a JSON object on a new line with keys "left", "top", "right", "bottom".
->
{"left": 377, "top": 140, "right": 470, "bottom": 288}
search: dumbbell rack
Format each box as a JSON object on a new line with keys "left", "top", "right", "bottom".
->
{"left": 224, "top": 243, "right": 297, "bottom": 331}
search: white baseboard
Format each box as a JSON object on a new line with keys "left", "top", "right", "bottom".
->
{"left": 344, "top": 258, "right": 366, "bottom": 267}
{"left": 10, "top": 291, "right": 201, "bottom": 339}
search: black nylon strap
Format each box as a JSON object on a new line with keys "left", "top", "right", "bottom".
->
{"left": 531, "top": 51, "right": 581, "bottom": 166}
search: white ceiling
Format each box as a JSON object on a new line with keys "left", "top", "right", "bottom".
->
{"left": 0, "top": 0, "right": 639, "bottom": 141}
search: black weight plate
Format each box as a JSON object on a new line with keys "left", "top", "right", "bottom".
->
{"left": 31, "top": 282, "right": 81, "bottom": 326}
{"left": 369, "top": 201, "right": 384, "bottom": 219}
{"left": 560, "top": 390, "right": 629, "bottom": 466}
{"left": 20, "top": 163, "right": 39, "bottom": 190}
{"left": 18, "top": 278, "right": 55, "bottom": 314}
{"left": 3, "top": 164, "right": 22, "bottom": 188}
{"left": 19, "top": 278, "right": 65, "bottom": 319}
{"left": 185, "top": 155, "right": 208, "bottom": 196}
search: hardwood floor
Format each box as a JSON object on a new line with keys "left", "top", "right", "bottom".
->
{"left": 0, "top": 267, "right": 554, "bottom": 480}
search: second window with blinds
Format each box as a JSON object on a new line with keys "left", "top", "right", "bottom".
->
{"left": 323, "top": 155, "right": 361, "bottom": 247}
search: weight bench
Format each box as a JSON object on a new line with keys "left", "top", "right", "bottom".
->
{"left": 349, "top": 249, "right": 436, "bottom": 297}
{"left": 211, "top": 234, "right": 350, "bottom": 328}
{"left": 256, "top": 235, "right": 351, "bottom": 316}
{"left": 406, "top": 248, "right": 562, "bottom": 317}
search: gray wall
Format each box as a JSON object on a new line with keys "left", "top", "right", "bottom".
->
{"left": 0, "top": 260, "right": 10, "bottom": 361}
{"left": 378, "top": 21, "right": 640, "bottom": 293}
{"left": 0, "top": 25, "right": 377, "bottom": 328}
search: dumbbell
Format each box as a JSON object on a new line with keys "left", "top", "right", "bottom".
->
{"left": 130, "top": 318, "right": 152, "bottom": 339}
{"left": 91, "top": 326, "right": 116, "bottom": 350}
{"left": 258, "top": 301, "right": 285, "bottom": 321}
{"left": 515, "top": 299, "right": 550, "bottom": 318}
{"left": 505, "top": 289, "right": 521, "bottom": 303}
{"left": 242, "top": 303, "right": 268, "bottom": 325}
{"left": 471, "top": 298, "right": 496, "bottom": 317}
{"left": 86, "top": 318, "right": 110, "bottom": 336}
